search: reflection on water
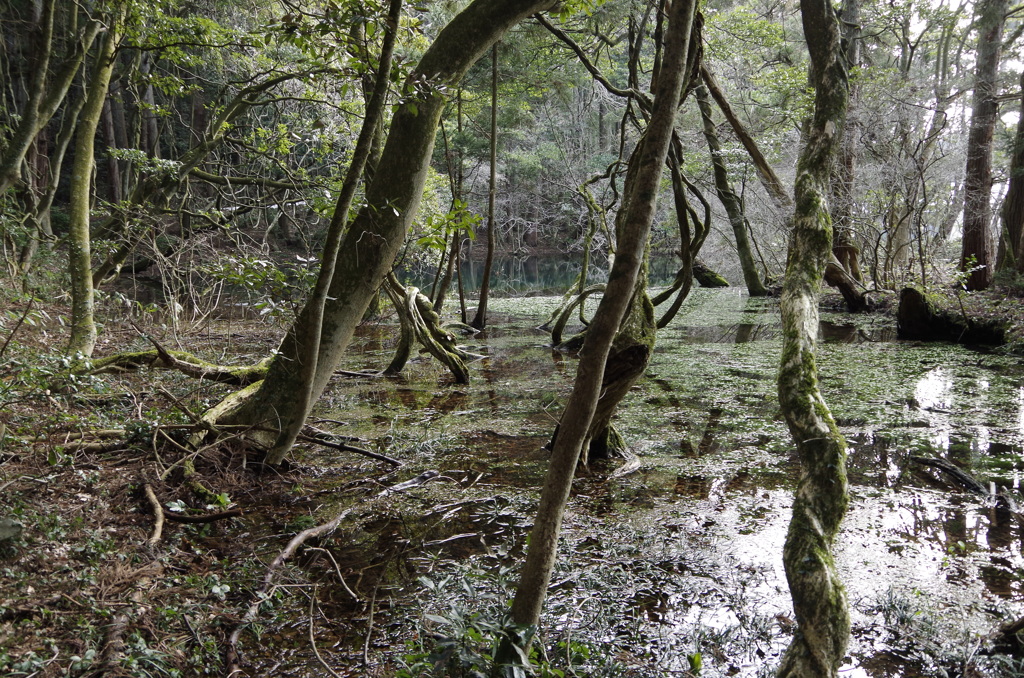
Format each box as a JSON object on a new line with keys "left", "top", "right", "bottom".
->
{"left": 671, "top": 321, "right": 896, "bottom": 344}
{"left": 324, "top": 287, "right": 1024, "bottom": 677}
{"left": 915, "top": 367, "right": 953, "bottom": 409}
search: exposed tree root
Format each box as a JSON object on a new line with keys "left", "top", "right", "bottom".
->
{"left": 549, "top": 284, "right": 605, "bottom": 349}
{"left": 824, "top": 253, "right": 869, "bottom": 312}
{"left": 382, "top": 273, "right": 483, "bottom": 383}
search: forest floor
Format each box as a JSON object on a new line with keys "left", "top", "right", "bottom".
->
{"left": 3, "top": 285, "right": 1024, "bottom": 677}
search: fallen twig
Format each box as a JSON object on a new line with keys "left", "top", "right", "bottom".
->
{"left": 143, "top": 483, "right": 164, "bottom": 547}
{"left": 224, "top": 470, "right": 439, "bottom": 675}
{"left": 308, "top": 586, "right": 344, "bottom": 678}
{"left": 164, "top": 508, "right": 243, "bottom": 524}
{"left": 298, "top": 429, "right": 401, "bottom": 467}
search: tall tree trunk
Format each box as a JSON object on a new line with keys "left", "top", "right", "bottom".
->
{"left": 775, "top": 0, "right": 851, "bottom": 674}
{"left": 505, "top": 0, "right": 696, "bottom": 646}
{"left": 219, "top": 0, "right": 558, "bottom": 450}
{"left": 1001, "top": 69, "right": 1024, "bottom": 273}
{"left": 959, "top": 0, "right": 1007, "bottom": 290}
{"left": 263, "top": 0, "right": 403, "bottom": 466}
{"left": 695, "top": 85, "right": 767, "bottom": 296}
{"left": 831, "top": 0, "right": 862, "bottom": 282}
{"left": 471, "top": 42, "right": 500, "bottom": 330}
{"left": 66, "top": 18, "right": 121, "bottom": 358}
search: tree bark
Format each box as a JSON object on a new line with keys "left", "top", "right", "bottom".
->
{"left": 0, "top": 3, "right": 101, "bottom": 194}
{"left": 831, "top": 0, "right": 863, "bottom": 282}
{"left": 959, "top": 0, "right": 1007, "bottom": 290}
{"left": 775, "top": 0, "right": 851, "bottom": 673}
{"left": 1001, "top": 69, "right": 1024, "bottom": 273}
{"left": 471, "top": 42, "right": 500, "bottom": 330}
{"left": 506, "top": 0, "right": 696, "bottom": 643}
{"left": 66, "top": 17, "right": 121, "bottom": 357}
{"left": 220, "top": 0, "right": 558, "bottom": 449}
{"left": 263, "top": 0, "right": 404, "bottom": 466}
{"left": 696, "top": 85, "right": 767, "bottom": 296}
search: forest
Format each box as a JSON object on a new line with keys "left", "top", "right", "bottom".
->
{"left": 3, "top": 0, "right": 1024, "bottom": 676}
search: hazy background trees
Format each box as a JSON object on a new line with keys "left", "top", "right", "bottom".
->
{"left": 2, "top": 0, "right": 1022, "bottom": 332}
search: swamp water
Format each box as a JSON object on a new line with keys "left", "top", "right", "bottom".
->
{"left": 261, "top": 288, "right": 1024, "bottom": 677}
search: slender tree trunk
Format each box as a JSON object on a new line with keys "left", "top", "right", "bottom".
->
{"left": 959, "top": 0, "right": 1007, "bottom": 290}
{"left": 101, "top": 96, "right": 123, "bottom": 204}
{"left": 66, "top": 19, "right": 121, "bottom": 357}
{"left": 219, "top": 0, "right": 558, "bottom": 449}
{"left": 0, "top": 0, "right": 96, "bottom": 194}
{"left": 471, "top": 42, "right": 500, "bottom": 330}
{"left": 700, "top": 65, "right": 791, "bottom": 211}
{"left": 775, "top": 0, "right": 851, "bottom": 673}
{"left": 696, "top": 85, "right": 767, "bottom": 296}
{"left": 506, "top": 0, "right": 696, "bottom": 642}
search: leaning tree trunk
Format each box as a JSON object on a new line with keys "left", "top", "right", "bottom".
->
{"left": 66, "top": 18, "right": 121, "bottom": 358}
{"left": 695, "top": 85, "right": 767, "bottom": 296}
{"left": 263, "top": 0, "right": 403, "bottom": 465}
{"left": 505, "top": 0, "right": 696, "bottom": 653}
{"left": 218, "top": 0, "right": 558, "bottom": 450}
{"left": 959, "top": 0, "right": 1007, "bottom": 290}
{"left": 775, "top": 0, "right": 851, "bottom": 674}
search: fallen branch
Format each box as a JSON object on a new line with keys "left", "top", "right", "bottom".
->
{"left": 143, "top": 483, "right": 164, "bottom": 547}
{"left": 910, "top": 455, "right": 989, "bottom": 496}
{"left": 225, "top": 470, "right": 439, "bottom": 675}
{"left": 164, "top": 508, "right": 243, "bottom": 524}
{"left": 300, "top": 426, "right": 401, "bottom": 467}
{"left": 87, "top": 345, "right": 270, "bottom": 385}
{"left": 910, "top": 455, "right": 1024, "bottom": 525}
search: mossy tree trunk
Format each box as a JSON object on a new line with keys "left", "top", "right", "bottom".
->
{"left": 959, "top": 0, "right": 1007, "bottom": 290}
{"left": 66, "top": 15, "right": 121, "bottom": 358}
{"left": 775, "top": 0, "right": 851, "bottom": 674}
{"left": 220, "top": 0, "right": 557, "bottom": 452}
{"left": 505, "top": 0, "right": 696, "bottom": 648}
{"left": 264, "top": 0, "right": 404, "bottom": 466}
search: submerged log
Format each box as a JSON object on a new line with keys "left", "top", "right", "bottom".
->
{"left": 897, "top": 287, "right": 1006, "bottom": 344}
{"left": 692, "top": 259, "right": 729, "bottom": 287}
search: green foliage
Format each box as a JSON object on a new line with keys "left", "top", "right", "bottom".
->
{"left": 417, "top": 199, "right": 481, "bottom": 252}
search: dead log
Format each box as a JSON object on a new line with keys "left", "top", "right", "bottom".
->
{"left": 897, "top": 287, "right": 1006, "bottom": 344}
